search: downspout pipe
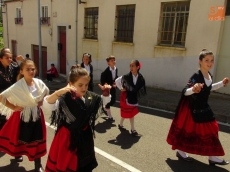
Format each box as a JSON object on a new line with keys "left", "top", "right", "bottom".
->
{"left": 2, "top": 2, "right": 9, "bottom": 47}
{"left": 75, "top": 0, "right": 78, "bottom": 64}
{"left": 38, "top": 0, "right": 42, "bottom": 78}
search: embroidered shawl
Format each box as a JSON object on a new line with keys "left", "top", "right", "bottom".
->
{"left": 50, "top": 91, "right": 102, "bottom": 151}
{"left": 0, "top": 78, "right": 49, "bottom": 122}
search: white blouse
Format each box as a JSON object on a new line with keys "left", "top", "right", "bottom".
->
{"left": 184, "top": 78, "right": 224, "bottom": 96}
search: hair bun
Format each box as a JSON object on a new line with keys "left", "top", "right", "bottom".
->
{"left": 71, "top": 64, "right": 81, "bottom": 70}
{"left": 201, "top": 49, "right": 207, "bottom": 51}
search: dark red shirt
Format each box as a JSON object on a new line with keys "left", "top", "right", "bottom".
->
{"left": 47, "top": 67, "right": 58, "bottom": 77}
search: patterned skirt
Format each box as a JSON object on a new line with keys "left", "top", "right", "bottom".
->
{"left": 46, "top": 126, "right": 97, "bottom": 172}
{"left": 120, "top": 91, "right": 139, "bottom": 118}
{"left": 166, "top": 98, "right": 224, "bottom": 156}
{"left": 0, "top": 110, "right": 46, "bottom": 161}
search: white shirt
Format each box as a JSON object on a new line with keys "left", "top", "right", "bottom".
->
{"left": 115, "top": 76, "right": 123, "bottom": 90}
{"left": 115, "top": 74, "right": 138, "bottom": 90}
{"left": 28, "top": 84, "right": 38, "bottom": 97}
{"left": 109, "top": 66, "right": 116, "bottom": 80}
{"left": 132, "top": 74, "right": 138, "bottom": 85}
{"left": 43, "top": 96, "right": 85, "bottom": 111}
{"left": 184, "top": 76, "right": 224, "bottom": 96}
{"left": 84, "top": 64, "right": 90, "bottom": 74}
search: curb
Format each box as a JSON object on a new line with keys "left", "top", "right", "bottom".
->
{"left": 44, "top": 81, "right": 230, "bottom": 125}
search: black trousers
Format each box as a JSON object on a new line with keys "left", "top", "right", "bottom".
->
{"left": 105, "top": 87, "right": 116, "bottom": 109}
{"left": 46, "top": 73, "right": 55, "bottom": 81}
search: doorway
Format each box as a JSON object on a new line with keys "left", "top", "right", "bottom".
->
{"left": 58, "top": 26, "right": 67, "bottom": 74}
{"left": 32, "top": 45, "right": 47, "bottom": 79}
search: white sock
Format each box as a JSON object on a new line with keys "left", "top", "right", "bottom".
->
{"left": 129, "top": 117, "right": 135, "bottom": 131}
{"left": 209, "top": 156, "right": 223, "bottom": 163}
{"left": 177, "top": 150, "right": 189, "bottom": 158}
{"left": 106, "top": 108, "right": 112, "bottom": 118}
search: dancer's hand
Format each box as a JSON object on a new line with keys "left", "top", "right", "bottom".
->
{"left": 98, "top": 83, "right": 112, "bottom": 90}
{"left": 16, "top": 55, "right": 25, "bottom": 62}
{"left": 55, "top": 84, "right": 77, "bottom": 97}
{"left": 192, "top": 83, "right": 204, "bottom": 93}
{"left": 112, "top": 83, "right": 117, "bottom": 88}
{"left": 13, "top": 105, "right": 24, "bottom": 111}
{"left": 222, "top": 77, "right": 229, "bottom": 87}
{"left": 37, "top": 100, "right": 43, "bottom": 107}
{"left": 98, "top": 83, "right": 111, "bottom": 96}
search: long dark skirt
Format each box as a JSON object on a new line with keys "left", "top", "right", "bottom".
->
{"left": 167, "top": 98, "right": 224, "bottom": 156}
{"left": 46, "top": 126, "right": 97, "bottom": 172}
{"left": 0, "top": 111, "right": 47, "bottom": 161}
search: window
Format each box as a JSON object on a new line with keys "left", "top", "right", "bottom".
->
{"left": 226, "top": 0, "right": 230, "bottom": 16}
{"left": 115, "top": 5, "right": 135, "bottom": 43}
{"left": 15, "top": 8, "right": 23, "bottom": 24}
{"left": 16, "top": 8, "right": 21, "bottom": 18}
{"left": 41, "top": 6, "right": 48, "bottom": 18}
{"left": 84, "top": 7, "right": 98, "bottom": 39}
{"left": 158, "top": 1, "right": 190, "bottom": 47}
{"left": 40, "top": 6, "right": 50, "bottom": 25}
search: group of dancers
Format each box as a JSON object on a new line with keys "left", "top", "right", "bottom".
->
{"left": 0, "top": 47, "right": 229, "bottom": 172}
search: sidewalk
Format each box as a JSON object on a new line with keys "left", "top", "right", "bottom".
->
{"left": 44, "top": 79, "right": 230, "bottom": 124}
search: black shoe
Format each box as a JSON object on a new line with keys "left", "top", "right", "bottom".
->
{"left": 35, "top": 167, "right": 45, "bottom": 172}
{"left": 176, "top": 151, "right": 193, "bottom": 162}
{"left": 108, "top": 117, "right": 115, "bottom": 122}
{"left": 34, "top": 158, "right": 44, "bottom": 172}
{"left": 209, "top": 159, "right": 229, "bottom": 166}
{"left": 14, "top": 156, "right": 23, "bottom": 162}
{"left": 118, "top": 124, "right": 126, "bottom": 131}
{"left": 131, "top": 130, "right": 138, "bottom": 136}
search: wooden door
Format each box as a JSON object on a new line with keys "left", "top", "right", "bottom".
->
{"left": 59, "top": 27, "right": 66, "bottom": 74}
{"left": 32, "top": 45, "right": 47, "bottom": 79}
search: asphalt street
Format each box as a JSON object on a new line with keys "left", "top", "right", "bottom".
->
{"left": 0, "top": 106, "right": 230, "bottom": 172}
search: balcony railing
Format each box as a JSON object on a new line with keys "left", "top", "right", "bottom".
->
{"left": 40, "top": 17, "right": 50, "bottom": 25}
{"left": 15, "top": 18, "right": 23, "bottom": 25}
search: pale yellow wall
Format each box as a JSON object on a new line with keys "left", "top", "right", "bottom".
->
{"left": 2, "top": 0, "right": 77, "bottom": 74}
{"left": 78, "top": 0, "right": 226, "bottom": 91}
{"left": 2, "top": 0, "right": 228, "bottom": 93}
{"left": 215, "top": 16, "right": 230, "bottom": 94}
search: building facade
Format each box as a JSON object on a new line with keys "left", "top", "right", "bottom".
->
{"left": 2, "top": 0, "right": 230, "bottom": 94}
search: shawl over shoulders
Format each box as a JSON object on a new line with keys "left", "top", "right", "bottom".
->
{"left": 0, "top": 78, "right": 49, "bottom": 121}
{"left": 176, "top": 70, "right": 214, "bottom": 123}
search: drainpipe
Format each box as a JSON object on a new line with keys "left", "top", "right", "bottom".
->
{"left": 75, "top": 0, "right": 78, "bottom": 64}
{"left": 2, "top": 2, "right": 9, "bottom": 47}
{"left": 38, "top": 0, "right": 42, "bottom": 78}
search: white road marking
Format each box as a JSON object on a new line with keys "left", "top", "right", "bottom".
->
{"left": 45, "top": 102, "right": 229, "bottom": 172}
{"left": 45, "top": 122, "right": 142, "bottom": 172}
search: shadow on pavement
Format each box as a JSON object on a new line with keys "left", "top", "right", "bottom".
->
{"left": 137, "top": 105, "right": 230, "bottom": 134}
{"left": 0, "top": 159, "right": 34, "bottom": 172}
{"left": 95, "top": 117, "right": 116, "bottom": 133}
{"left": 0, "top": 151, "right": 6, "bottom": 158}
{"left": 165, "top": 158, "right": 229, "bottom": 172}
{"left": 107, "top": 129, "right": 141, "bottom": 149}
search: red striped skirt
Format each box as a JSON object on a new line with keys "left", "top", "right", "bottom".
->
{"left": 120, "top": 92, "right": 139, "bottom": 118}
{"left": 166, "top": 98, "right": 225, "bottom": 156}
{"left": 0, "top": 111, "right": 47, "bottom": 161}
{"left": 45, "top": 126, "right": 78, "bottom": 172}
